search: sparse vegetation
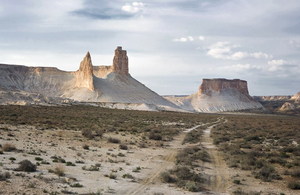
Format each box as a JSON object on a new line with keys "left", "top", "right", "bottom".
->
{"left": 108, "top": 137, "right": 120, "bottom": 144}
{"left": 132, "top": 166, "right": 141, "bottom": 172}
{"left": 2, "top": 143, "right": 16, "bottom": 152}
{"left": 2, "top": 105, "right": 298, "bottom": 193}
{"left": 122, "top": 173, "right": 134, "bottom": 179}
{"left": 82, "top": 164, "right": 100, "bottom": 171}
{"left": 288, "top": 180, "right": 300, "bottom": 190}
{"left": 119, "top": 144, "right": 128, "bottom": 150}
{"left": 49, "top": 165, "right": 65, "bottom": 176}
{"left": 0, "top": 172, "right": 11, "bottom": 181}
{"left": 51, "top": 156, "right": 66, "bottom": 163}
{"left": 82, "top": 144, "right": 89, "bottom": 150}
{"left": 212, "top": 114, "right": 300, "bottom": 186}
{"left": 70, "top": 183, "right": 83, "bottom": 188}
{"left": 82, "top": 129, "right": 94, "bottom": 139}
{"left": 66, "top": 161, "right": 76, "bottom": 166}
{"left": 16, "top": 160, "right": 36, "bottom": 172}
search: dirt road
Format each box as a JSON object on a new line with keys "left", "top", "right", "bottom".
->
{"left": 125, "top": 119, "right": 230, "bottom": 195}
{"left": 202, "top": 123, "right": 230, "bottom": 194}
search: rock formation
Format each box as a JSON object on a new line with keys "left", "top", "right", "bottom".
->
{"left": 165, "top": 78, "right": 263, "bottom": 112}
{"left": 0, "top": 47, "right": 180, "bottom": 111}
{"left": 291, "top": 92, "right": 300, "bottom": 103}
{"left": 198, "top": 79, "right": 249, "bottom": 97}
{"left": 279, "top": 102, "right": 296, "bottom": 111}
{"left": 92, "top": 46, "right": 129, "bottom": 78}
{"left": 75, "top": 52, "right": 94, "bottom": 91}
{"left": 112, "top": 46, "right": 129, "bottom": 75}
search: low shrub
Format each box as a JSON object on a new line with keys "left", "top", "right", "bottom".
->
{"left": 108, "top": 137, "right": 120, "bottom": 144}
{"left": 119, "top": 144, "right": 128, "bottom": 150}
{"left": 288, "top": 180, "right": 300, "bottom": 190}
{"left": 161, "top": 172, "right": 176, "bottom": 183}
{"left": 82, "top": 144, "right": 89, "bottom": 150}
{"left": 185, "top": 181, "right": 202, "bottom": 192}
{"left": 2, "top": 143, "right": 16, "bottom": 152}
{"left": 66, "top": 161, "right": 76, "bottom": 166}
{"left": 82, "top": 165, "right": 99, "bottom": 171}
{"left": 35, "top": 157, "right": 43, "bottom": 161}
{"left": 49, "top": 165, "right": 65, "bottom": 176}
{"left": 0, "top": 172, "right": 11, "bottom": 181}
{"left": 122, "top": 173, "right": 134, "bottom": 179}
{"left": 16, "top": 160, "right": 36, "bottom": 172}
{"left": 109, "top": 173, "right": 117, "bottom": 179}
{"left": 82, "top": 129, "right": 94, "bottom": 139}
{"left": 148, "top": 131, "right": 162, "bottom": 140}
{"left": 70, "top": 183, "right": 83, "bottom": 188}
{"left": 254, "top": 164, "right": 281, "bottom": 182}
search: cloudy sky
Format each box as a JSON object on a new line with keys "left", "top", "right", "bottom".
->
{"left": 0, "top": 0, "right": 299, "bottom": 95}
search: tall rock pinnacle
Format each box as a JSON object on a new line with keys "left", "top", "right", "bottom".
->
{"left": 75, "top": 52, "right": 94, "bottom": 91}
{"left": 112, "top": 46, "right": 129, "bottom": 75}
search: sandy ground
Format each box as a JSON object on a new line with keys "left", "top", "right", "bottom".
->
{"left": 0, "top": 120, "right": 297, "bottom": 195}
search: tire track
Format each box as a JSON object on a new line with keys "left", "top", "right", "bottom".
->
{"left": 125, "top": 119, "right": 227, "bottom": 195}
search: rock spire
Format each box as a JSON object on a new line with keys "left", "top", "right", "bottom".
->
{"left": 75, "top": 52, "right": 94, "bottom": 91}
{"left": 112, "top": 46, "right": 129, "bottom": 75}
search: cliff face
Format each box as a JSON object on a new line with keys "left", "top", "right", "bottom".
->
{"left": 166, "top": 78, "right": 263, "bottom": 112}
{"left": 75, "top": 52, "right": 94, "bottom": 91}
{"left": 198, "top": 78, "right": 249, "bottom": 96}
{"left": 112, "top": 46, "right": 129, "bottom": 75}
{"left": 0, "top": 46, "right": 180, "bottom": 110}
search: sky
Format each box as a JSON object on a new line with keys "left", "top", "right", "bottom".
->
{"left": 0, "top": 0, "right": 299, "bottom": 96}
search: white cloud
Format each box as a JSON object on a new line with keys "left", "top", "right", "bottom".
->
{"left": 173, "top": 37, "right": 188, "bottom": 42}
{"left": 267, "top": 59, "right": 288, "bottom": 72}
{"left": 207, "top": 41, "right": 237, "bottom": 59}
{"left": 207, "top": 42, "right": 271, "bottom": 60}
{"left": 173, "top": 35, "right": 205, "bottom": 42}
{"left": 268, "top": 59, "right": 287, "bottom": 66}
{"left": 122, "top": 2, "right": 144, "bottom": 13}
{"left": 230, "top": 51, "right": 249, "bottom": 60}
{"left": 222, "top": 63, "right": 261, "bottom": 72}
{"left": 251, "top": 52, "right": 271, "bottom": 59}
{"left": 198, "top": 36, "right": 205, "bottom": 41}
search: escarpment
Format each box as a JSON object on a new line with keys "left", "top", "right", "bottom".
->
{"left": 165, "top": 78, "right": 263, "bottom": 112}
{"left": 198, "top": 78, "right": 249, "bottom": 97}
{"left": 0, "top": 47, "right": 179, "bottom": 110}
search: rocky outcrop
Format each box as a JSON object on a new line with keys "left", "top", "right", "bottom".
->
{"left": 199, "top": 78, "right": 249, "bottom": 97}
{"left": 92, "top": 47, "right": 129, "bottom": 78}
{"left": 279, "top": 102, "right": 296, "bottom": 111}
{"left": 75, "top": 52, "right": 94, "bottom": 91}
{"left": 291, "top": 92, "right": 300, "bottom": 103}
{"left": 166, "top": 78, "right": 263, "bottom": 112}
{"left": 0, "top": 47, "right": 181, "bottom": 111}
{"left": 112, "top": 46, "right": 129, "bottom": 75}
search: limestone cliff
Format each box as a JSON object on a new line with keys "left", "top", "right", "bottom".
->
{"left": 165, "top": 78, "right": 263, "bottom": 112}
{"left": 0, "top": 47, "right": 180, "bottom": 111}
{"left": 75, "top": 52, "right": 94, "bottom": 91}
{"left": 198, "top": 78, "right": 249, "bottom": 97}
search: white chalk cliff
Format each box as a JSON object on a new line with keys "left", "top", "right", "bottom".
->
{"left": 0, "top": 47, "right": 263, "bottom": 112}
{"left": 0, "top": 47, "right": 179, "bottom": 110}
{"left": 165, "top": 79, "right": 263, "bottom": 112}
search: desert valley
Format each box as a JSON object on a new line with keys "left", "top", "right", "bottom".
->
{"left": 0, "top": 46, "right": 299, "bottom": 195}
